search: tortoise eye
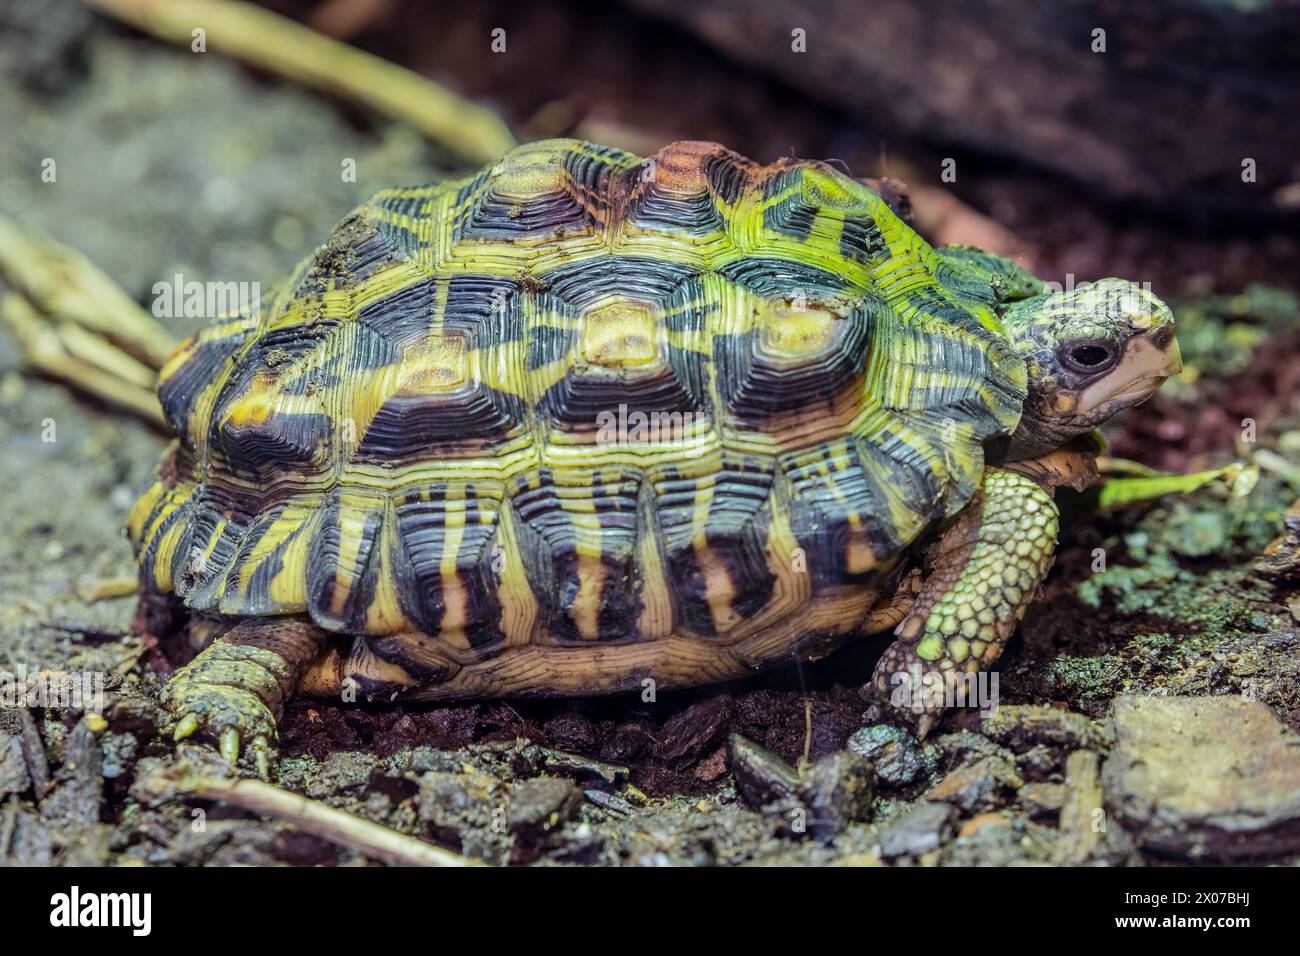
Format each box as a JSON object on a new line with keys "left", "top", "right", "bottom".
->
{"left": 1061, "top": 342, "right": 1117, "bottom": 374}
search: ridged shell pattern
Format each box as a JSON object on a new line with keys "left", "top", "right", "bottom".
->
{"left": 129, "top": 140, "right": 1026, "bottom": 665}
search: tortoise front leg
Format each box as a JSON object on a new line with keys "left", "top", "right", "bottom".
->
{"left": 871, "top": 469, "right": 1059, "bottom": 735}
{"left": 163, "top": 618, "right": 328, "bottom": 774}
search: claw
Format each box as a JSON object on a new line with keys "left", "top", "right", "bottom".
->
{"left": 916, "top": 713, "right": 938, "bottom": 739}
{"left": 173, "top": 714, "right": 200, "bottom": 742}
{"left": 252, "top": 735, "right": 271, "bottom": 780}
{"left": 220, "top": 727, "right": 241, "bottom": 763}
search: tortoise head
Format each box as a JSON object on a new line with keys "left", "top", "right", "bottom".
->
{"left": 999, "top": 278, "right": 1181, "bottom": 460}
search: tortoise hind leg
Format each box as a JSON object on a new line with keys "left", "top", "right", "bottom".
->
{"left": 333, "top": 635, "right": 450, "bottom": 701}
{"left": 871, "top": 469, "right": 1059, "bottom": 735}
{"left": 163, "top": 617, "right": 328, "bottom": 773}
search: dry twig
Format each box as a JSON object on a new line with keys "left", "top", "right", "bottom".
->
{"left": 177, "top": 775, "right": 481, "bottom": 867}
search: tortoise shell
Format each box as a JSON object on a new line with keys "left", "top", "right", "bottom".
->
{"left": 128, "top": 139, "right": 1026, "bottom": 691}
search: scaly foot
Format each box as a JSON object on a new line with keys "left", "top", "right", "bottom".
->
{"left": 160, "top": 618, "right": 327, "bottom": 777}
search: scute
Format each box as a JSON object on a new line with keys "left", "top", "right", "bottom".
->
{"left": 130, "top": 139, "right": 1027, "bottom": 660}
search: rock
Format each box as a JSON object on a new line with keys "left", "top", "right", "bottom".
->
{"left": 945, "top": 815, "right": 1058, "bottom": 866}
{"left": 416, "top": 769, "right": 510, "bottom": 863}
{"left": 303, "top": 751, "right": 379, "bottom": 799}
{"left": 847, "top": 724, "right": 932, "bottom": 787}
{"left": 416, "top": 771, "right": 495, "bottom": 830}
{"left": 509, "top": 777, "right": 582, "bottom": 835}
{"left": 796, "top": 750, "right": 876, "bottom": 841}
{"left": 1014, "top": 744, "right": 1062, "bottom": 782}
{"left": 728, "top": 737, "right": 875, "bottom": 841}
{"left": 0, "top": 732, "right": 30, "bottom": 796}
{"left": 980, "top": 705, "right": 1113, "bottom": 753}
{"left": 39, "top": 719, "right": 101, "bottom": 831}
{"left": 519, "top": 745, "right": 629, "bottom": 790}
{"left": 1256, "top": 498, "right": 1300, "bottom": 584}
{"left": 934, "top": 730, "right": 1014, "bottom": 767}
{"left": 16, "top": 709, "right": 48, "bottom": 799}
{"left": 957, "top": 812, "right": 1010, "bottom": 839}
{"left": 582, "top": 788, "right": 636, "bottom": 817}
{"left": 926, "top": 756, "right": 1023, "bottom": 814}
{"left": 406, "top": 746, "right": 463, "bottom": 775}
{"left": 1054, "top": 750, "right": 1104, "bottom": 864}
{"left": 726, "top": 734, "right": 798, "bottom": 809}
{"left": 543, "top": 710, "right": 597, "bottom": 753}
{"left": 601, "top": 721, "right": 654, "bottom": 763}
{"left": 1102, "top": 696, "right": 1300, "bottom": 861}
{"left": 657, "top": 696, "right": 732, "bottom": 767}
{"left": 877, "top": 802, "right": 955, "bottom": 859}
{"left": 1019, "top": 782, "right": 1068, "bottom": 820}
{"left": 7, "top": 807, "right": 55, "bottom": 866}
{"left": 99, "top": 731, "right": 138, "bottom": 781}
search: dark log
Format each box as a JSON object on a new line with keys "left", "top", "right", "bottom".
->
{"left": 627, "top": 0, "right": 1300, "bottom": 220}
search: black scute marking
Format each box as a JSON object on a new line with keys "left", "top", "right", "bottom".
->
{"left": 715, "top": 296, "right": 875, "bottom": 428}
{"left": 440, "top": 273, "right": 524, "bottom": 341}
{"left": 176, "top": 499, "right": 247, "bottom": 611}
{"left": 662, "top": 280, "right": 718, "bottom": 333}
{"left": 536, "top": 255, "right": 697, "bottom": 312}
{"left": 305, "top": 499, "right": 385, "bottom": 633}
{"left": 704, "top": 151, "right": 753, "bottom": 205}
{"left": 526, "top": 322, "right": 576, "bottom": 371}
{"left": 509, "top": 470, "right": 643, "bottom": 643}
{"left": 216, "top": 410, "right": 333, "bottom": 477}
{"left": 370, "top": 190, "right": 433, "bottom": 262}
{"left": 390, "top": 487, "right": 505, "bottom": 649}
{"left": 654, "top": 457, "right": 775, "bottom": 636}
{"left": 294, "top": 213, "right": 399, "bottom": 297}
{"left": 158, "top": 333, "right": 249, "bottom": 437}
{"left": 233, "top": 510, "right": 310, "bottom": 614}
{"left": 354, "top": 380, "right": 524, "bottom": 461}
{"left": 541, "top": 358, "right": 701, "bottom": 432}
{"left": 208, "top": 320, "right": 340, "bottom": 417}
{"left": 390, "top": 490, "right": 446, "bottom": 637}
{"left": 761, "top": 168, "right": 817, "bottom": 241}
{"left": 716, "top": 257, "right": 847, "bottom": 299}
{"left": 782, "top": 442, "right": 907, "bottom": 586}
{"left": 459, "top": 164, "right": 591, "bottom": 242}
{"left": 627, "top": 173, "right": 726, "bottom": 236}
{"left": 357, "top": 279, "right": 439, "bottom": 351}
{"left": 839, "top": 215, "right": 889, "bottom": 264}
{"left": 138, "top": 497, "right": 191, "bottom": 591}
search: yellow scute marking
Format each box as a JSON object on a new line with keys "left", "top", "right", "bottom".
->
{"left": 580, "top": 299, "right": 659, "bottom": 368}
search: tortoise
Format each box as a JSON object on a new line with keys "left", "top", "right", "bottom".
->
{"left": 128, "top": 139, "right": 1181, "bottom": 767}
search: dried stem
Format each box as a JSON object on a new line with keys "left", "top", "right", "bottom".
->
{"left": 0, "top": 215, "right": 178, "bottom": 370}
{"left": 1, "top": 294, "right": 166, "bottom": 427}
{"left": 84, "top": 0, "right": 516, "bottom": 165}
{"left": 178, "top": 775, "right": 482, "bottom": 867}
